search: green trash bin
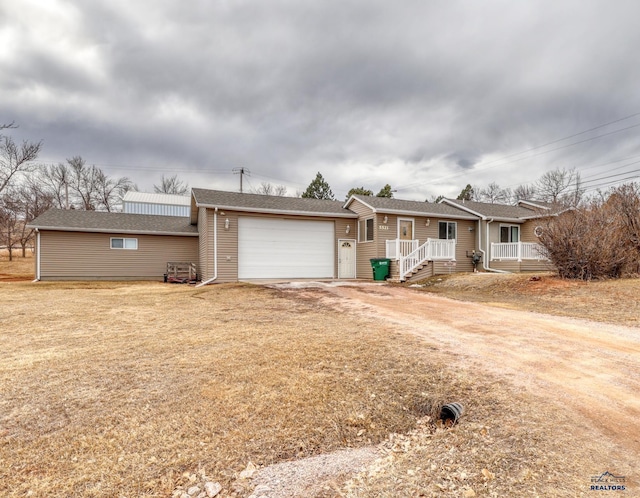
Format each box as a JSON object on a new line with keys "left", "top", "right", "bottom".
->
{"left": 370, "top": 258, "right": 391, "bottom": 281}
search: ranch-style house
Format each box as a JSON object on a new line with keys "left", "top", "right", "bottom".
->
{"left": 28, "top": 188, "right": 558, "bottom": 283}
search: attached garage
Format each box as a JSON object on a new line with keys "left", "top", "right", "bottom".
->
{"left": 238, "top": 217, "right": 335, "bottom": 279}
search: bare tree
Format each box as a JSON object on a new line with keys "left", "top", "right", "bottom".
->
{"left": 7, "top": 180, "right": 53, "bottom": 257}
{"left": 513, "top": 184, "right": 537, "bottom": 202}
{"left": 38, "top": 163, "right": 72, "bottom": 209}
{"left": 37, "top": 157, "right": 131, "bottom": 211}
{"left": 0, "top": 190, "right": 19, "bottom": 260}
{"left": 0, "top": 133, "right": 42, "bottom": 196}
{"left": 95, "top": 169, "right": 132, "bottom": 212}
{"left": 254, "top": 181, "right": 287, "bottom": 196}
{"left": 478, "top": 182, "right": 511, "bottom": 203}
{"left": 154, "top": 174, "right": 189, "bottom": 196}
{"left": 67, "top": 156, "right": 100, "bottom": 210}
{"left": 535, "top": 167, "right": 583, "bottom": 207}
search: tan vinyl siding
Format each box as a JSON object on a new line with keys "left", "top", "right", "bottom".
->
{"left": 198, "top": 207, "right": 208, "bottom": 280}
{"left": 347, "top": 198, "right": 375, "bottom": 217}
{"left": 216, "top": 211, "right": 239, "bottom": 283}
{"left": 357, "top": 238, "right": 377, "bottom": 278}
{"left": 376, "top": 214, "right": 399, "bottom": 256}
{"left": 491, "top": 260, "right": 555, "bottom": 272}
{"left": 39, "top": 231, "right": 198, "bottom": 280}
{"left": 521, "top": 220, "right": 544, "bottom": 243}
{"left": 448, "top": 219, "right": 475, "bottom": 273}
{"left": 356, "top": 213, "right": 378, "bottom": 279}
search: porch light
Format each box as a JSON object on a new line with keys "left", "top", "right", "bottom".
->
{"left": 383, "top": 216, "right": 388, "bottom": 224}
{"left": 224, "top": 218, "right": 230, "bottom": 230}
{"left": 346, "top": 225, "right": 351, "bottom": 234}
{"left": 425, "top": 219, "right": 430, "bottom": 227}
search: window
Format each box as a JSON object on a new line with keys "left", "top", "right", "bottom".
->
{"left": 500, "top": 225, "right": 520, "bottom": 243}
{"left": 438, "top": 221, "right": 457, "bottom": 240}
{"left": 110, "top": 237, "right": 138, "bottom": 250}
{"left": 358, "top": 218, "right": 374, "bottom": 242}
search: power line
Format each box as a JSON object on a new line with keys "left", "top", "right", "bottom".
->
{"left": 500, "top": 155, "right": 640, "bottom": 193}
{"left": 395, "top": 111, "right": 640, "bottom": 192}
{"left": 579, "top": 167, "right": 640, "bottom": 186}
{"left": 581, "top": 174, "right": 640, "bottom": 194}
{"left": 232, "top": 167, "right": 250, "bottom": 193}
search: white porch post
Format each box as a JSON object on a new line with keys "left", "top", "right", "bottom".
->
{"left": 517, "top": 241, "right": 522, "bottom": 262}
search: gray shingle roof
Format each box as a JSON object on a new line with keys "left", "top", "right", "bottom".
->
{"left": 192, "top": 188, "right": 357, "bottom": 217}
{"left": 28, "top": 208, "right": 199, "bottom": 235}
{"left": 442, "top": 199, "right": 546, "bottom": 221}
{"left": 347, "top": 195, "right": 478, "bottom": 219}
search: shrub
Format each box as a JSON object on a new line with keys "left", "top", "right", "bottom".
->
{"left": 538, "top": 183, "right": 640, "bottom": 280}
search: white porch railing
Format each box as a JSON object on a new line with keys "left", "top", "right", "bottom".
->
{"left": 399, "top": 238, "right": 456, "bottom": 280}
{"left": 491, "top": 242, "right": 548, "bottom": 261}
{"left": 385, "top": 239, "right": 419, "bottom": 259}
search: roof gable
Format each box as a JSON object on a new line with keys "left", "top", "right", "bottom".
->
{"left": 345, "top": 194, "right": 478, "bottom": 219}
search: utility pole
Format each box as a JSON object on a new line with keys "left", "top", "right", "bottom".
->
{"left": 232, "top": 167, "right": 250, "bottom": 193}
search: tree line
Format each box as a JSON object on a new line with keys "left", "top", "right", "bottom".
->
{"left": 449, "top": 167, "right": 583, "bottom": 206}
{"left": 0, "top": 123, "right": 189, "bottom": 260}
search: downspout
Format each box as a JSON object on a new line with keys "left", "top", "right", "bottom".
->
{"left": 196, "top": 207, "right": 218, "bottom": 287}
{"left": 32, "top": 229, "right": 41, "bottom": 282}
{"left": 480, "top": 218, "right": 509, "bottom": 273}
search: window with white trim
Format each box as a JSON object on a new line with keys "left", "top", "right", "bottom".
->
{"left": 110, "top": 237, "right": 138, "bottom": 250}
{"left": 499, "top": 225, "right": 520, "bottom": 243}
{"left": 438, "top": 221, "right": 457, "bottom": 240}
{"left": 358, "top": 218, "right": 374, "bottom": 242}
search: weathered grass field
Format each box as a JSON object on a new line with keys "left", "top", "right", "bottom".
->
{"left": 0, "top": 255, "right": 634, "bottom": 496}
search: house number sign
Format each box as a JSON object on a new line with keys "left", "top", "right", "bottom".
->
{"left": 379, "top": 225, "right": 389, "bottom": 230}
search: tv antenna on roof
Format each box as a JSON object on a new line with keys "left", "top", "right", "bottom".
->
{"left": 232, "top": 167, "right": 251, "bottom": 193}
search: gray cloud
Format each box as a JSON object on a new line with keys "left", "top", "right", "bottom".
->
{"left": 2, "top": 0, "right": 640, "bottom": 200}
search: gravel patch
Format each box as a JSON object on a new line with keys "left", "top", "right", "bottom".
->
{"left": 246, "top": 447, "right": 380, "bottom": 498}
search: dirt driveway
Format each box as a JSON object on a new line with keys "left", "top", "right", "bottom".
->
{"left": 276, "top": 282, "right": 640, "bottom": 465}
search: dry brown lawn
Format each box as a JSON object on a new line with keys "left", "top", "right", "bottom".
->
{"left": 1, "top": 269, "right": 636, "bottom": 497}
{"left": 0, "top": 251, "right": 34, "bottom": 281}
{"left": 415, "top": 271, "right": 640, "bottom": 326}
{"left": 1, "top": 281, "right": 460, "bottom": 497}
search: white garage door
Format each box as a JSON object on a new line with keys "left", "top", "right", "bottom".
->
{"left": 238, "top": 217, "right": 335, "bottom": 279}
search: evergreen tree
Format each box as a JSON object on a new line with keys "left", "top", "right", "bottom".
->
{"left": 345, "top": 186, "right": 373, "bottom": 201}
{"left": 376, "top": 184, "right": 393, "bottom": 198}
{"left": 457, "top": 184, "right": 474, "bottom": 201}
{"left": 301, "top": 172, "right": 335, "bottom": 200}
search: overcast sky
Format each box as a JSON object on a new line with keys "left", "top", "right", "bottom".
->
{"left": 2, "top": 0, "right": 640, "bottom": 201}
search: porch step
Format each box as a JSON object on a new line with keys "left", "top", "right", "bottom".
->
{"left": 403, "top": 262, "right": 434, "bottom": 283}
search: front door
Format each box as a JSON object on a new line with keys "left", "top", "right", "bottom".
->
{"left": 397, "top": 219, "right": 415, "bottom": 256}
{"left": 399, "top": 219, "right": 413, "bottom": 240}
{"left": 338, "top": 240, "right": 356, "bottom": 278}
